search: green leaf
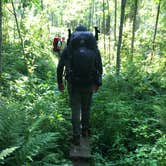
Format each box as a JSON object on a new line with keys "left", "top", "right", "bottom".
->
{"left": 0, "top": 146, "right": 19, "bottom": 160}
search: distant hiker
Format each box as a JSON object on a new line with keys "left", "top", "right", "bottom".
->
{"left": 57, "top": 25, "right": 103, "bottom": 145}
{"left": 53, "top": 35, "right": 63, "bottom": 58}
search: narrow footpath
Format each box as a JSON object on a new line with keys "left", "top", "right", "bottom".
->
{"left": 70, "top": 137, "right": 92, "bottom": 166}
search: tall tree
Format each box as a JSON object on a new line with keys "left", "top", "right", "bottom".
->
{"left": 41, "top": 0, "right": 44, "bottom": 10}
{"left": 102, "top": 0, "right": 106, "bottom": 54}
{"left": 131, "top": 0, "right": 138, "bottom": 61}
{"left": 152, "top": 0, "right": 161, "bottom": 54}
{"left": 106, "top": 0, "right": 111, "bottom": 61}
{"left": 11, "top": 0, "right": 25, "bottom": 57}
{"left": 112, "top": 0, "right": 117, "bottom": 64}
{"left": 106, "top": 0, "right": 111, "bottom": 34}
{"left": 88, "top": 0, "right": 94, "bottom": 29}
{"left": 116, "top": 0, "right": 126, "bottom": 75}
{"left": 114, "top": 0, "right": 117, "bottom": 43}
{"left": 0, "top": 0, "right": 2, "bottom": 74}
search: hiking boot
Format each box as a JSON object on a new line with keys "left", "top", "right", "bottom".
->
{"left": 73, "top": 135, "right": 80, "bottom": 146}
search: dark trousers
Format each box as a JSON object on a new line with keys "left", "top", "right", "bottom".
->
{"left": 68, "top": 84, "right": 92, "bottom": 137}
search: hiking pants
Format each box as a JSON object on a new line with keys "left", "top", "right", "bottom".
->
{"left": 68, "top": 84, "right": 93, "bottom": 137}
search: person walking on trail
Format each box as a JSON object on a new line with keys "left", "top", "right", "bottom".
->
{"left": 57, "top": 25, "right": 103, "bottom": 145}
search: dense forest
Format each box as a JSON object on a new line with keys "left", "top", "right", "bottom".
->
{"left": 0, "top": 0, "right": 166, "bottom": 165}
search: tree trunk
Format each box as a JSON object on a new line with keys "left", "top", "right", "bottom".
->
{"left": 102, "top": 0, "right": 106, "bottom": 54}
{"left": 88, "top": 0, "right": 94, "bottom": 30}
{"left": 152, "top": 0, "right": 161, "bottom": 54}
{"left": 51, "top": 12, "right": 54, "bottom": 26}
{"left": 116, "top": 0, "right": 126, "bottom": 76}
{"left": 41, "top": 0, "right": 44, "bottom": 10}
{"left": 106, "top": 0, "right": 110, "bottom": 35}
{"left": 11, "top": 0, "right": 25, "bottom": 57}
{"left": 114, "top": 0, "right": 117, "bottom": 43}
{"left": 0, "top": 0, "right": 2, "bottom": 74}
{"left": 106, "top": 0, "right": 111, "bottom": 62}
{"left": 113, "top": 0, "right": 117, "bottom": 64}
{"left": 131, "top": 0, "right": 138, "bottom": 61}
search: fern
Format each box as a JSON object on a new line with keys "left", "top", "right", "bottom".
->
{"left": 16, "top": 132, "right": 59, "bottom": 165}
{"left": 0, "top": 102, "right": 64, "bottom": 166}
{"left": 0, "top": 103, "right": 28, "bottom": 149}
{"left": 0, "top": 146, "right": 18, "bottom": 162}
{"left": 28, "top": 116, "right": 48, "bottom": 133}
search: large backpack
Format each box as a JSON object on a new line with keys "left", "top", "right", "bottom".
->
{"left": 67, "top": 31, "right": 98, "bottom": 86}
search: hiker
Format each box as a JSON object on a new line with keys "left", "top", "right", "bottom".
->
{"left": 57, "top": 25, "right": 102, "bottom": 145}
{"left": 52, "top": 35, "right": 63, "bottom": 58}
{"left": 53, "top": 35, "right": 62, "bottom": 52}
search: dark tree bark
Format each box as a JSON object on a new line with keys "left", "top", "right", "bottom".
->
{"left": 106, "top": 15, "right": 111, "bottom": 35}
{"left": 114, "top": 0, "right": 117, "bottom": 43}
{"left": 0, "top": 0, "right": 2, "bottom": 74}
{"left": 41, "top": 0, "right": 44, "bottom": 10}
{"left": 51, "top": 12, "right": 54, "bottom": 26}
{"left": 106, "top": 0, "right": 110, "bottom": 34}
{"left": 116, "top": 0, "right": 126, "bottom": 75}
{"left": 106, "top": 0, "right": 111, "bottom": 61}
{"left": 11, "top": 0, "right": 25, "bottom": 57}
{"left": 152, "top": 0, "right": 161, "bottom": 54}
{"left": 112, "top": 0, "right": 117, "bottom": 64}
{"left": 88, "top": 0, "right": 94, "bottom": 30}
{"left": 102, "top": 0, "right": 106, "bottom": 54}
{"left": 131, "top": 0, "right": 138, "bottom": 61}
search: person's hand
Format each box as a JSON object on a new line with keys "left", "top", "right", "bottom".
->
{"left": 92, "top": 85, "right": 99, "bottom": 93}
{"left": 58, "top": 84, "right": 64, "bottom": 92}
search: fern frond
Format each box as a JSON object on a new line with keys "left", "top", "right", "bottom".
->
{"left": 0, "top": 146, "right": 19, "bottom": 160}
{"left": 0, "top": 103, "right": 28, "bottom": 149}
{"left": 28, "top": 116, "right": 48, "bottom": 134}
{"left": 16, "top": 132, "right": 58, "bottom": 164}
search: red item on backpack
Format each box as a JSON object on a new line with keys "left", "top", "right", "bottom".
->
{"left": 53, "top": 37, "right": 62, "bottom": 52}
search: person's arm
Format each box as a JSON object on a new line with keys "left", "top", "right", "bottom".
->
{"left": 96, "top": 47, "right": 103, "bottom": 86}
{"left": 97, "top": 50, "right": 102, "bottom": 72}
{"left": 93, "top": 48, "right": 103, "bottom": 92}
{"left": 57, "top": 47, "right": 67, "bottom": 91}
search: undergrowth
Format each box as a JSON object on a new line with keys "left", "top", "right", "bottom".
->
{"left": 91, "top": 59, "right": 166, "bottom": 165}
{"left": 0, "top": 44, "right": 165, "bottom": 165}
